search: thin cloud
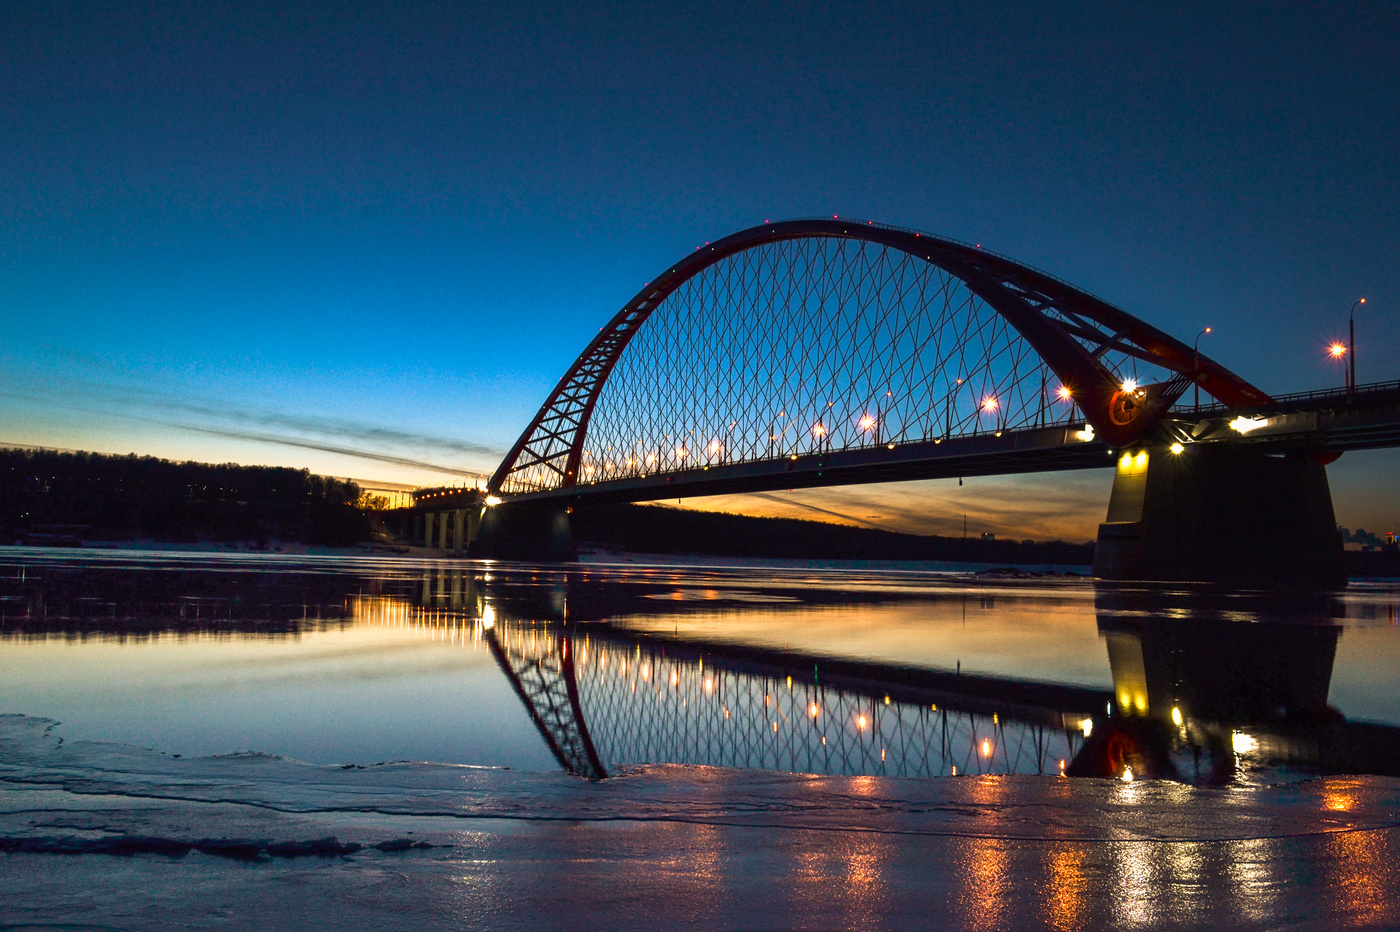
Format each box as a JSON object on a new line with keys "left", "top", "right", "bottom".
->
{"left": 175, "top": 424, "right": 489, "bottom": 478}
{"left": 746, "top": 492, "right": 889, "bottom": 531}
{"left": 0, "top": 387, "right": 493, "bottom": 479}
{"left": 91, "top": 383, "right": 507, "bottom": 461}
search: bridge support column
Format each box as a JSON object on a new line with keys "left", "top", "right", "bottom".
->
{"left": 469, "top": 504, "right": 576, "bottom": 562}
{"left": 453, "top": 509, "right": 467, "bottom": 555}
{"left": 1093, "top": 445, "right": 1345, "bottom": 589}
{"left": 437, "top": 511, "right": 449, "bottom": 550}
{"left": 423, "top": 513, "right": 434, "bottom": 548}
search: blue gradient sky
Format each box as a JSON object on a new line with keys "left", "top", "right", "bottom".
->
{"left": 3, "top": 1, "right": 1396, "bottom": 540}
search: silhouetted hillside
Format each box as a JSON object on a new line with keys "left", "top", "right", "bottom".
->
{"left": 1, "top": 448, "right": 370, "bottom": 546}
{"left": 572, "top": 503, "right": 1094, "bottom": 565}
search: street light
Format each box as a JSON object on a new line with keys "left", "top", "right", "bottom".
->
{"left": 1328, "top": 341, "right": 1348, "bottom": 390}
{"left": 1193, "top": 327, "right": 1212, "bottom": 411}
{"left": 1349, "top": 298, "right": 1366, "bottom": 394}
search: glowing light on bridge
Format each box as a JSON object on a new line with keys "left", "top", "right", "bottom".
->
{"left": 859, "top": 415, "right": 876, "bottom": 431}
{"left": 812, "top": 424, "right": 826, "bottom": 438}
{"left": 1056, "top": 385, "right": 1073, "bottom": 401}
{"left": 1121, "top": 378, "right": 1138, "bottom": 393}
{"left": 1329, "top": 342, "right": 1348, "bottom": 359}
{"left": 1170, "top": 442, "right": 1184, "bottom": 454}
{"left": 1230, "top": 416, "right": 1267, "bottom": 434}
{"left": 982, "top": 396, "right": 998, "bottom": 412}
{"left": 484, "top": 496, "right": 502, "bottom": 506}
{"left": 981, "top": 739, "right": 993, "bottom": 757}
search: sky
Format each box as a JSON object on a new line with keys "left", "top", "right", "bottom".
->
{"left": 2, "top": 1, "right": 1397, "bottom": 542}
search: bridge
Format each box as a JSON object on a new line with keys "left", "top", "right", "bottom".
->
{"left": 418, "top": 218, "right": 1400, "bottom": 586}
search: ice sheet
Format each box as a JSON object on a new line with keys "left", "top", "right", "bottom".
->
{"left": 3, "top": 714, "right": 1400, "bottom": 930}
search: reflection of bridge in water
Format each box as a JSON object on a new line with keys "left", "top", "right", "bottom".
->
{"left": 387, "top": 567, "right": 1400, "bottom": 785}
{"left": 489, "top": 618, "right": 1094, "bottom": 781}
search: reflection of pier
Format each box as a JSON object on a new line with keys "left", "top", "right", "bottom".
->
{"left": 1072, "top": 603, "right": 1400, "bottom": 783}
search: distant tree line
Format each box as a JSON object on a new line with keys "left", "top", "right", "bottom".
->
{"left": 1338, "top": 526, "right": 1397, "bottom": 549}
{"left": 571, "top": 503, "right": 1095, "bottom": 566}
{"left": 0, "top": 448, "right": 371, "bottom": 546}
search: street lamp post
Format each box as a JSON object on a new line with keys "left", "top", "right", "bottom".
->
{"left": 1193, "top": 327, "right": 1211, "bottom": 412}
{"left": 1349, "top": 298, "right": 1366, "bottom": 394}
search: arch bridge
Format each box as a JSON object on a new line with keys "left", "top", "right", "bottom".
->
{"left": 465, "top": 218, "right": 1400, "bottom": 586}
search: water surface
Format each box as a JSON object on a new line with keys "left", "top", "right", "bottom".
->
{"left": 2, "top": 548, "right": 1396, "bottom": 785}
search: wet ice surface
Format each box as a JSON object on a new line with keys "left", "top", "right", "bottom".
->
{"left": 3, "top": 714, "right": 1399, "bottom": 931}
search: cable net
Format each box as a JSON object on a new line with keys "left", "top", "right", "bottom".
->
{"left": 502, "top": 233, "right": 1182, "bottom": 493}
{"left": 580, "top": 238, "right": 1077, "bottom": 484}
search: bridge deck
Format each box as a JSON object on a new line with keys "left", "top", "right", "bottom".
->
{"left": 500, "top": 381, "right": 1400, "bottom": 507}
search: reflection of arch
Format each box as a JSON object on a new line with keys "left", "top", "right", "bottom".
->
{"left": 492, "top": 219, "right": 1269, "bottom": 495}
{"left": 486, "top": 625, "right": 606, "bottom": 780}
{"left": 487, "top": 618, "right": 1096, "bottom": 779}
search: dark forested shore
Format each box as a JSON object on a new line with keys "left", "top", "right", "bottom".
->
{"left": 1, "top": 448, "right": 370, "bottom": 546}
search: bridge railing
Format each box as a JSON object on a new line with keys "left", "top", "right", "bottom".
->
{"left": 1169, "top": 378, "right": 1400, "bottom": 417}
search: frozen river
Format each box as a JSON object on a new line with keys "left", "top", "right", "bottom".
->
{"left": 2, "top": 548, "right": 1398, "bottom": 929}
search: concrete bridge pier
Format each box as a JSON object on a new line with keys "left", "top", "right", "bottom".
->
{"left": 469, "top": 503, "right": 576, "bottom": 562}
{"left": 1093, "top": 445, "right": 1346, "bottom": 589}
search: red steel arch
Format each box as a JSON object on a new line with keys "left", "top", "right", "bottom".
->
{"left": 490, "top": 218, "right": 1269, "bottom": 496}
